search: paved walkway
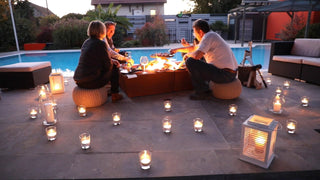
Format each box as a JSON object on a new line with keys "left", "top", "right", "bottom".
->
{"left": 0, "top": 72, "right": 319, "bottom": 179}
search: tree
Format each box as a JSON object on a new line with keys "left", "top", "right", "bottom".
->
{"left": 280, "top": 14, "right": 306, "bottom": 41}
{"left": 190, "top": 0, "right": 241, "bottom": 14}
{"left": 84, "top": 3, "right": 132, "bottom": 47}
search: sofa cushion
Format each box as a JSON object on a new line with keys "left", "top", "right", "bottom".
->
{"left": 273, "top": 55, "right": 302, "bottom": 64}
{"left": 0, "top": 62, "right": 51, "bottom": 72}
{"left": 291, "top": 38, "right": 320, "bottom": 57}
{"left": 302, "top": 57, "right": 320, "bottom": 67}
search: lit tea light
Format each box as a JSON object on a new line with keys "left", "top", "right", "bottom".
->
{"left": 193, "top": 118, "right": 203, "bottom": 132}
{"left": 162, "top": 117, "right": 172, "bottom": 133}
{"left": 79, "top": 133, "right": 90, "bottom": 150}
{"left": 255, "top": 134, "right": 266, "bottom": 153}
{"left": 301, "top": 96, "right": 309, "bottom": 107}
{"left": 283, "top": 80, "right": 290, "bottom": 89}
{"left": 273, "top": 100, "right": 282, "bottom": 113}
{"left": 46, "top": 126, "right": 57, "bottom": 141}
{"left": 164, "top": 99, "right": 172, "bottom": 112}
{"left": 229, "top": 104, "right": 237, "bottom": 116}
{"left": 139, "top": 150, "right": 152, "bottom": 170}
{"left": 29, "top": 107, "right": 38, "bottom": 119}
{"left": 112, "top": 112, "right": 121, "bottom": 125}
{"left": 78, "top": 105, "right": 86, "bottom": 117}
{"left": 286, "top": 119, "right": 297, "bottom": 134}
{"left": 266, "top": 78, "right": 271, "bottom": 85}
{"left": 275, "top": 87, "right": 282, "bottom": 94}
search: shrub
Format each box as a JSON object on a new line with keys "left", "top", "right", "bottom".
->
{"left": 52, "top": 19, "right": 89, "bottom": 49}
{"left": 36, "top": 27, "right": 53, "bottom": 43}
{"left": 135, "top": 16, "right": 169, "bottom": 46}
{"left": 296, "top": 23, "right": 320, "bottom": 38}
{"left": 120, "top": 40, "right": 141, "bottom": 48}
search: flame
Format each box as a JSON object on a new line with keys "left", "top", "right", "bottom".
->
{"left": 145, "top": 58, "right": 182, "bottom": 71}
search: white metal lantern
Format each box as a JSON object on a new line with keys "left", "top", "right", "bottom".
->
{"left": 49, "top": 73, "right": 65, "bottom": 94}
{"left": 240, "top": 115, "right": 278, "bottom": 169}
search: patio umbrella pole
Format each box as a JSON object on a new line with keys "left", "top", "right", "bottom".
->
{"left": 8, "top": 0, "right": 20, "bottom": 58}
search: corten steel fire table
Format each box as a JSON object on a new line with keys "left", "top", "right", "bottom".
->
{"left": 119, "top": 69, "right": 193, "bottom": 97}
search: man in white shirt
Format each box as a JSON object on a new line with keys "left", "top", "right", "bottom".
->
{"left": 180, "top": 19, "right": 238, "bottom": 100}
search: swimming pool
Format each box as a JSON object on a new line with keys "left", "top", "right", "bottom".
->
{"left": 0, "top": 45, "right": 270, "bottom": 71}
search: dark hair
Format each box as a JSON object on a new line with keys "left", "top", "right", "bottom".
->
{"left": 104, "top": 21, "right": 117, "bottom": 29}
{"left": 87, "top": 20, "right": 105, "bottom": 38}
{"left": 193, "top": 19, "right": 210, "bottom": 33}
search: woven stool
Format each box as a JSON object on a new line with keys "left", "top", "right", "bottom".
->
{"left": 72, "top": 86, "right": 108, "bottom": 108}
{"left": 210, "top": 78, "right": 242, "bottom": 100}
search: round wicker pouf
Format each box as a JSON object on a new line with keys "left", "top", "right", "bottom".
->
{"left": 210, "top": 78, "right": 242, "bottom": 100}
{"left": 72, "top": 86, "right": 108, "bottom": 108}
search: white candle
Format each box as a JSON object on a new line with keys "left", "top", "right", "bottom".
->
{"left": 46, "top": 126, "right": 57, "bottom": 141}
{"left": 301, "top": 96, "right": 309, "bottom": 107}
{"left": 54, "top": 84, "right": 61, "bottom": 91}
{"left": 283, "top": 81, "right": 290, "bottom": 89}
{"left": 30, "top": 108, "right": 38, "bottom": 119}
{"left": 193, "top": 118, "right": 203, "bottom": 132}
{"left": 44, "top": 103, "right": 55, "bottom": 123}
{"left": 139, "top": 150, "right": 151, "bottom": 170}
{"left": 266, "top": 78, "right": 271, "bottom": 85}
{"left": 229, "top": 104, "right": 237, "bottom": 116}
{"left": 164, "top": 100, "right": 172, "bottom": 112}
{"left": 273, "top": 100, "right": 281, "bottom": 112}
{"left": 255, "top": 135, "right": 266, "bottom": 153}
{"left": 112, "top": 112, "right": 121, "bottom": 125}
{"left": 286, "top": 119, "right": 297, "bottom": 134}
{"left": 78, "top": 106, "right": 86, "bottom": 117}
{"left": 79, "top": 133, "right": 91, "bottom": 150}
{"left": 162, "top": 120, "right": 172, "bottom": 133}
{"left": 276, "top": 87, "right": 282, "bottom": 94}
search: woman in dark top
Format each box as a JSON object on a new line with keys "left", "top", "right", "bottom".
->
{"left": 73, "top": 20, "right": 123, "bottom": 102}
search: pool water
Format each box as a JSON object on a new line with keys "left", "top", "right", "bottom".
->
{"left": 0, "top": 46, "right": 270, "bottom": 71}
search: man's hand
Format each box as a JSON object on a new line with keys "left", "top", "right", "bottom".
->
{"left": 181, "top": 38, "right": 190, "bottom": 47}
{"left": 169, "top": 48, "right": 177, "bottom": 54}
{"left": 112, "top": 59, "right": 121, "bottom": 68}
{"left": 126, "top": 58, "right": 134, "bottom": 67}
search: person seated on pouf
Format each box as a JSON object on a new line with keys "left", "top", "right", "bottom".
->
{"left": 73, "top": 20, "right": 123, "bottom": 103}
{"left": 170, "top": 19, "right": 238, "bottom": 100}
{"left": 104, "top": 21, "right": 134, "bottom": 66}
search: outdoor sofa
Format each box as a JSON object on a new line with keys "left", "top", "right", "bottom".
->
{"left": 268, "top": 38, "right": 320, "bottom": 85}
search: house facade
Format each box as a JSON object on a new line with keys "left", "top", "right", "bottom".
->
{"left": 91, "top": 0, "right": 167, "bottom": 16}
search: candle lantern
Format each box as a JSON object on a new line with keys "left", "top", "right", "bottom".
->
{"left": 49, "top": 73, "right": 65, "bottom": 94}
{"left": 79, "top": 132, "right": 91, "bottom": 150}
{"left": 300, "top": 96, "right": 309, "bottom": 107}
{"left": 43, "top": 102, "right": 57, "bottom": 126}
{"left": 229, "top": 104, "right": 238, "bottom": 116}
{"left": 193, "top": 118, "right": 203, "bottom": 132}
{"left": 46, "top": 126, "right": 57, "bottom": 141}
{"left": 112, "top": 112, "right": 121, "bottom": 125}
{"left": 286, "top": 119, "right": 297, "bottom": 134}
{"left": 78, "top": 105, "right": 87, "bottom": 117}
{"left": 164, "top": 99, "right": 172, "bottom": 112}
{"left": 139, "top": 150, "right": 152, "bottom": 170}
{"left": 240, "top": 115, "right": 279, "bottom": 169}
{"left": 162, "top": 117, "right": 172, "bottom": 133}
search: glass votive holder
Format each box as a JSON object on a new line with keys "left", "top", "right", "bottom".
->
{"left": 162, "top": 117, "right": 172, "bottom": 133}
{"left": 29, "top": 106, "right": 38, "bottom": 119}
{"left": 164, "top": 99, "right": 172, "bottom": 112}
{"left": 78, "top": 105, "right": 87, "bottom": 117}
{"left": 301, "top": 96, "right": 309, "bottom": 107}
{"left": 51, "top": 98, "right": 58, "bottom": 110}
{"left": 112, "top": 112, "right": 121, "bottom": 126}
{"left": 79, "top": 132, "right": 91, "bottom": 150}
{"left": 286, "top": 119, "right": 297, "bottom": 134}
{"left": 193, "top": 118, "right": 203, "bottom": 132}
{"left": 275, "top": 86, "right": 282, "bottom": 95}
{"left": 139, "top": 150, "right": 152, "bottom": 170}
{"left": 45, "top": 126, "right": 57, "bottom": 141}
{"left": 43, "top": 102, "right": 57, "bottom": 126}
{"left": 266, "top": 78, "right": 272, "bottom": 85}
{"left": 229, "top": 104, "right": 237, "bottom": 116}
{"left": 283, "top": 80, "right": 290, "bottom": 89}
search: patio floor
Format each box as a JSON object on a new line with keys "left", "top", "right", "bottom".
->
{"left": 0, "top": 72, "right": 320, "bottom": 179}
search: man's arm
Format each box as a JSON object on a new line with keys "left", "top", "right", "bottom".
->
{"left": 170, "top": 45, "right": 196, "bottom": 54}
{"left": 184, "top": 49, "right": 205, "bottom": 61}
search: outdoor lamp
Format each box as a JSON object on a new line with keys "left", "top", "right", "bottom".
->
{"left": 49, "top": 72, "right": 65, "bottom": 94}
{"left": 240, "top": 115, "right": 278, "bottom": 169}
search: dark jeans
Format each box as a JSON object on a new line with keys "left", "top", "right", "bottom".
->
{"left": 76, "top": 64, "right": 120, "bottom": 93}
{"left": 185, "top": 57, "right": 236, "bottom": 93}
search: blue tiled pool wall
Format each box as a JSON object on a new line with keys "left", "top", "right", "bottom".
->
{"left": 0, "top": 45, "right": 270, "bottom": 71}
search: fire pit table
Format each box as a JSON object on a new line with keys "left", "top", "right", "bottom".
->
{"left": 119, "top": 69, "right": 193, "bottom": 97}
